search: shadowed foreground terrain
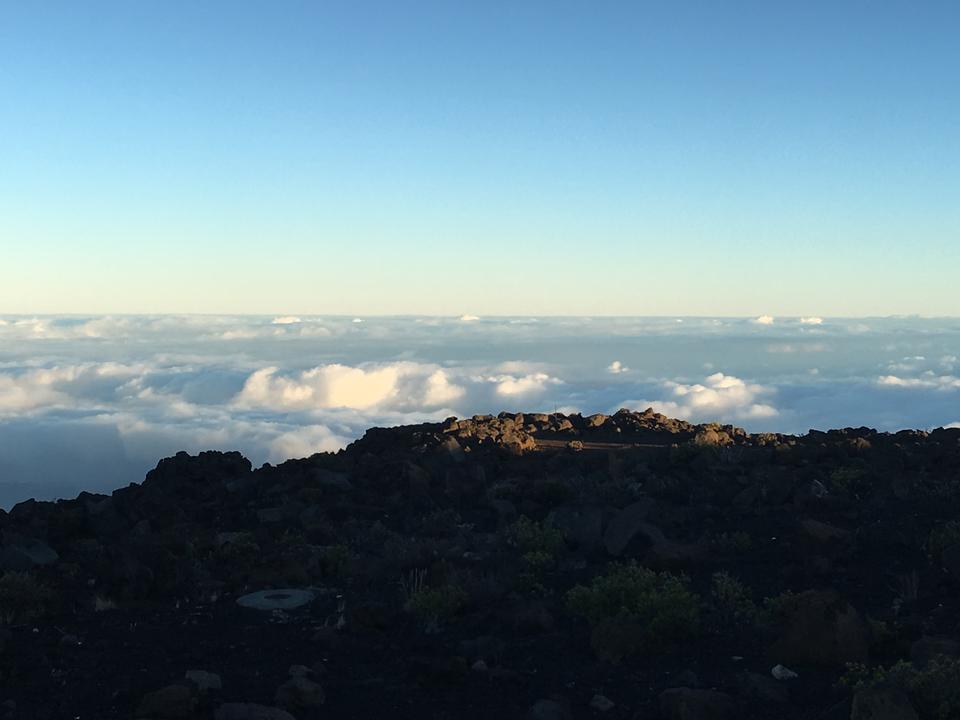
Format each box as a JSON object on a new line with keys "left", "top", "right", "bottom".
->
{"left": 2, "top": 409, "right": 960, "bottom": 719}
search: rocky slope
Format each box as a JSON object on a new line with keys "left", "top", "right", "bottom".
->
{"left": 2, "top": 409, "right": 960, "bottom": 719}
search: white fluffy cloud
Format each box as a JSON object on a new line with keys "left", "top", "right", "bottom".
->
{"left": 752, "top": 315, "right": 775, "bottom": 325}
{"left": 485, "top": 373, "right": 562, "bottom": 397}
{"left": 877, "top": 374, "right": 960, "bottom": 389}
{"left": 608, "top": 360, "right": 629, "bottom": 374}
{"left": 234, "top": 363, "right": 466, "bottom": 411}
{"left": 800, "top": 317, "right": 824, "bottom": 325}
{"left": 619, "top": 372, "right": 778, "bottom": 422}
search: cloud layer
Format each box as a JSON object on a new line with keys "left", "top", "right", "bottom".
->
{"left": 1, "top": 314, "right": 958, "bottom": 506}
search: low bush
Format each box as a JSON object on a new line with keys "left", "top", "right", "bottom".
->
{"left": 842, "top": 655, "right": 960, "bottom": 720}
{"left": 0, "top": 571, "right": 52, "bottom": 625}
{"left": 710, "top": 571, "right": 758, "bottom": 630}
{"left": 566, "top": 562, "right": 700, "bottom": 662}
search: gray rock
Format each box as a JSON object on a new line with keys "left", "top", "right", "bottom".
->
{"left": 236, "top": 588, "right": 316, "bottom": 611}
{"left": 214, "top": 704, "right": 296, "bottom": 720}
{"left": 185, "top": 669, "right": 222, "bottom": 692}
{"left": 590, "top": 694, "right": 615, "bottom": 712}
{"left": 528, "top": 698, "right": 572, "bottom": 720}
{"left": 275, "top": 675, "right": 325, "bottom": 709}
{"left": 0, "top": 538, "right": 58, "bottom": 571}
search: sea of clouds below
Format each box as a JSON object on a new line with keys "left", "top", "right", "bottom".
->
{"left": 0, "top": 314, "right": 958, "bottom": 508}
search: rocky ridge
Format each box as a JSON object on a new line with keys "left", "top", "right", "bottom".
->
{"left": 2, "top": 409, "right": 960, "bottom": 719}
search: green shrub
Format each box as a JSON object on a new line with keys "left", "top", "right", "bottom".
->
{"left": 566, "top": 562, "right": 700, "bottom": 662}
{"left": 507, "top": 516, "right": 565, "bottom": 569}
{"left": 0, "top": 571, "right": 52, "bottom": 625}
{"left": 762, "top": 589, "right": 799, "bottom": 623}
{"left": 842, "top": 655, "right": 960, "bottom": 720}
{"left": 829, "top": 465, "right": 868, "bottom": 496}
{"left": 404, "top": 584, "right": 468, "bottom": 631}
{"left": 710, "top": 572, "right": 758, "bottom": 630}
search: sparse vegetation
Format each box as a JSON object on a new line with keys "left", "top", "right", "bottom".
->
{"left": 842, "top": 655, "right": 960, "bottom": 720}
{"left": 402, "top": 568, "right": 468, "bottom": 633}
{"left": 566, "top": 562, "right": 701, "bottom": 662}
{"left": 506, "top": 515, "right": 565, "bottom": 570}
{"left": 710, "top": 571, "right": 758, "bottom": 630}
{"left": 0, "top": 571, "right": 52, "bottom": 625}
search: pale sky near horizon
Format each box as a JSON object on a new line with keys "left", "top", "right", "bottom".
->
{"left": 1, "top": 1, "right": 957, "bottom": 316}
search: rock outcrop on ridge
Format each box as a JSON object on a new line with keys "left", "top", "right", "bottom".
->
{"left": 1, "top": 409, "right": 960, "bottom": 719}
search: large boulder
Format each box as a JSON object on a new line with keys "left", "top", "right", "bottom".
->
{"left": 0, "top": 537, "right": 58, "bottom": 571}
{"left": 603, "top": 499, "right": 656, "bottom": 555}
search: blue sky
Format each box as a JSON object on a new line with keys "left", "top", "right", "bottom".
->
{"left": 1, "top": 1, "right": 957, "bottom": 315}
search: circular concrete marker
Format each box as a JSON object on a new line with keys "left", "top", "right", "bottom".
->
{"left": 236, "top": 588, "right": 316, "bottom": 611}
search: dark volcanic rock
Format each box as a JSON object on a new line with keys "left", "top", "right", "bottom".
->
{"left": 1, "top": 410, "right": 960, "bottom": 720}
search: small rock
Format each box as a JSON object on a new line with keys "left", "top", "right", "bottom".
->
{"left": 185, "top": 669, "right": 222, "bottom": 692}
{"left": 528, "top": 698, "right": 572, "bottom": 720}
{"left": 590, "top": 694, "right": 615, "bottom": 712}
{"left": 275, "top": 676, "right": 325, "bottom": 710}
{"left": 471, "top": 660, "right": 488, "bottom": 672}
{"left": 771, "top": 664, "right": 798, "bottom": 680}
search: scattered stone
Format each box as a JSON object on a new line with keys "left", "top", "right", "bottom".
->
{"left": 771, "top": 664, "right": 798, "bottom": 680}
